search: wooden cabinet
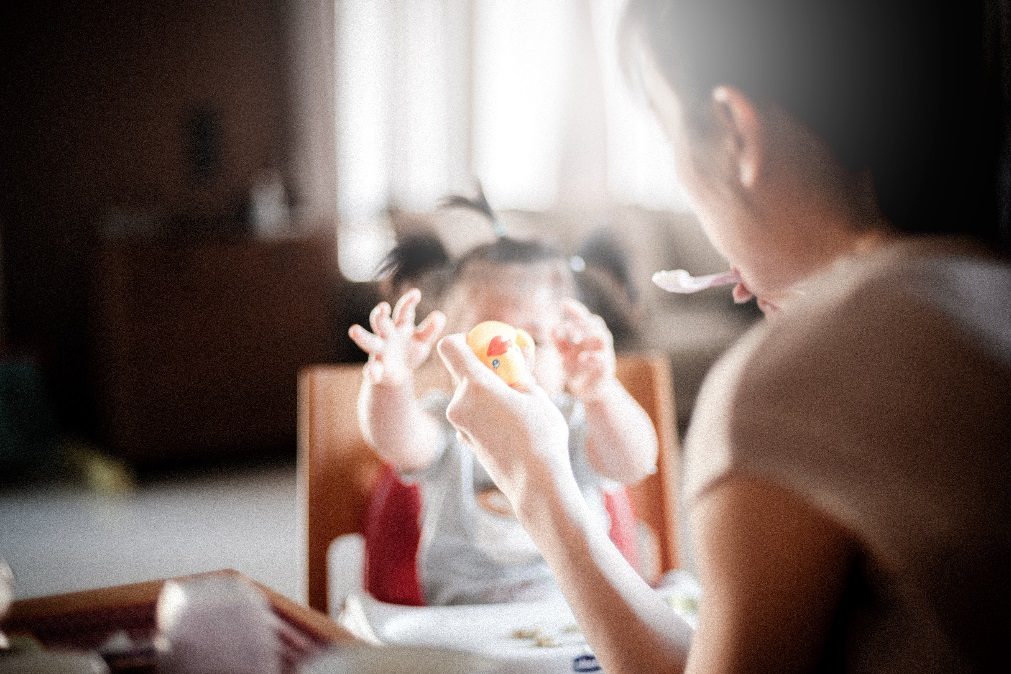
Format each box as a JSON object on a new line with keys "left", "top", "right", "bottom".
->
{"left": 91, "top": 235, "right": 335, "bottom": 464}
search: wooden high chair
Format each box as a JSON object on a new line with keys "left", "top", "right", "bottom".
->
{"left": 298, "top": 354, "right": 681, "bottom": 615}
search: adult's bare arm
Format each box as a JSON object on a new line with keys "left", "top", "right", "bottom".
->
{"left": 438, "top": 334, "right": 691, "bottom": 673}
{"left": 686, "top": 477, "right": 856, "bottom": 672}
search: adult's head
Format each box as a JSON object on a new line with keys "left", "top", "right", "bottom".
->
{"left": 620, "top": 0, "right": 1009, "bottom": 309}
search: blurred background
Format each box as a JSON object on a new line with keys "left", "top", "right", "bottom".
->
{"left": 0, "top": 0, "right": 758, "bottom": 603}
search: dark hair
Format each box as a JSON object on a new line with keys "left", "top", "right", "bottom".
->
{"left": 377, "top": 196, "right": 643, "bottom": 342}
{"left": 453, "top": 236, "right": 569, "bottom": 279}
{"left": 376, "top": 232, "right": 452, "bottom": 294}
{"left": 620, "top": 0, "right": 1010, "bottom": 252}
{"left": 378, "top": 233, "right": 571, "bottom": 292}
{"left": 377, "top": 188, "right": 573, "bottom": 298}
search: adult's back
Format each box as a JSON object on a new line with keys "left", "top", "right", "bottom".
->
{"left": 685, "top": 237, "right": 1011, "bottom": 670}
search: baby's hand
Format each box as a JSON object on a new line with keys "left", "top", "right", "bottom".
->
{"left": 553, "top": 299, "right": 617, "bottom": 400}
{"left": 348, "top": 289, "right": 446, "bottom": 386}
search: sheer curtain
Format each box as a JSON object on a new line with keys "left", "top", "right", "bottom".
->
{"left": 333, "top": 0, "right": 687, "bottom": 281}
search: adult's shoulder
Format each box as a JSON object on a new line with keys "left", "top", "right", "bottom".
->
{"left": 741, "top": 237, "right": 1011, "bottom": 401}
{"left": 684, "top": 237, "right": 1011, "bottom": 518}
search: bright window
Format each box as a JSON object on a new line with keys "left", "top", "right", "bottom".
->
{"left": 334, "top": 0, "right": 688, "bottom": 281}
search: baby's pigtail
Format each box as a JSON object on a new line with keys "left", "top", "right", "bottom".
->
{"left": 376, "top": 232, "right": 452, "bottom": 299}
{"left": 440, "top": 182, "right": 507, "bottom": 239}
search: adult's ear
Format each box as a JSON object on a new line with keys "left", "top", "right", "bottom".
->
{"left": 711, "top": 86, "right": 765, "bottom": 191}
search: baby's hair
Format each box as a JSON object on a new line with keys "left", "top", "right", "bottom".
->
{"left": 443, "top": 187, "right": 572, "bottom": 298}
{"left": 441, "top": 182, "right": 507, "bottom": 238}
{"left": 377, "top": 186, "right": 652, "bottom": 339}
{"left": 441, "top": 184, "right": 570, "bottom": 282}
{"left": 377, "top": 227, "right": 571, "bottom": 293}
{"left": 376, "top": 192, "right": 646, "bottom": 345}
{"left": 379, "top": 233, "right": 574, "bottom": 301}
{"left": 378, "top": 184, "right": 575, "bottom": 302}
{"left": 376, "top": 231, "right": 452, "bottom": 296}
{"left": 454, "top": 237, "right": 569, "bottom": 278}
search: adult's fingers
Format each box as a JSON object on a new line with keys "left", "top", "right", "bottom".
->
{"left": 520, "top": 341, "right": 536, "bottom": 374}
{"left": 415, "top": 310, "right": 447, "bottom": 346}
{"left": 392, "top": 288, "right": 421, "bottom": 327}
{"left": 455, "top": 429, "right": 476, "bottom": 449}
{"left": 369, "top": 302, "right": 394, "bottom": 338}
{"left": 437, "top": 334, "right": 500, "bottom": 387}
{"left": 348, "top": 324, "right": 384, "bottom": 355}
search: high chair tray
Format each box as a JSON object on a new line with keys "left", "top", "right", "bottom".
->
{"left": 337, "top": 589, "right": 601, "bottom": 673}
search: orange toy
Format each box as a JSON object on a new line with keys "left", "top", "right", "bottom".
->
{"left": 465, "top": 321, "right": 535, "bottom": 389}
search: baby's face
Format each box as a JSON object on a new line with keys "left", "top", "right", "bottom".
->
{"left": 453, "top": 280, "right": 566, "bottom": 395}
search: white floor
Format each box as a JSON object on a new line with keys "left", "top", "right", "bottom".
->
{"left": 0, "top": 460, "right": 304, "bottom": 603}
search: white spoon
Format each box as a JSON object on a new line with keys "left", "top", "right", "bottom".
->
{"left": 652, "top": 269, "right": 741, "bottom": 294}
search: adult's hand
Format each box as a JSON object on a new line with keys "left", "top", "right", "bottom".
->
{"left": 437, "top": 334, "right": 577, "bottom": 518}
{"left": 442, "top": 331, "right": 691, "bottom": 673}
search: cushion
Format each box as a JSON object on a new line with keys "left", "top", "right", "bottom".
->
{"left": 362, "top": 464, "right": 425, "bottom": 606}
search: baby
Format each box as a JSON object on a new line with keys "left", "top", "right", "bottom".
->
{"left": 349, "top": 220, "right": 657, "bottom": 605}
